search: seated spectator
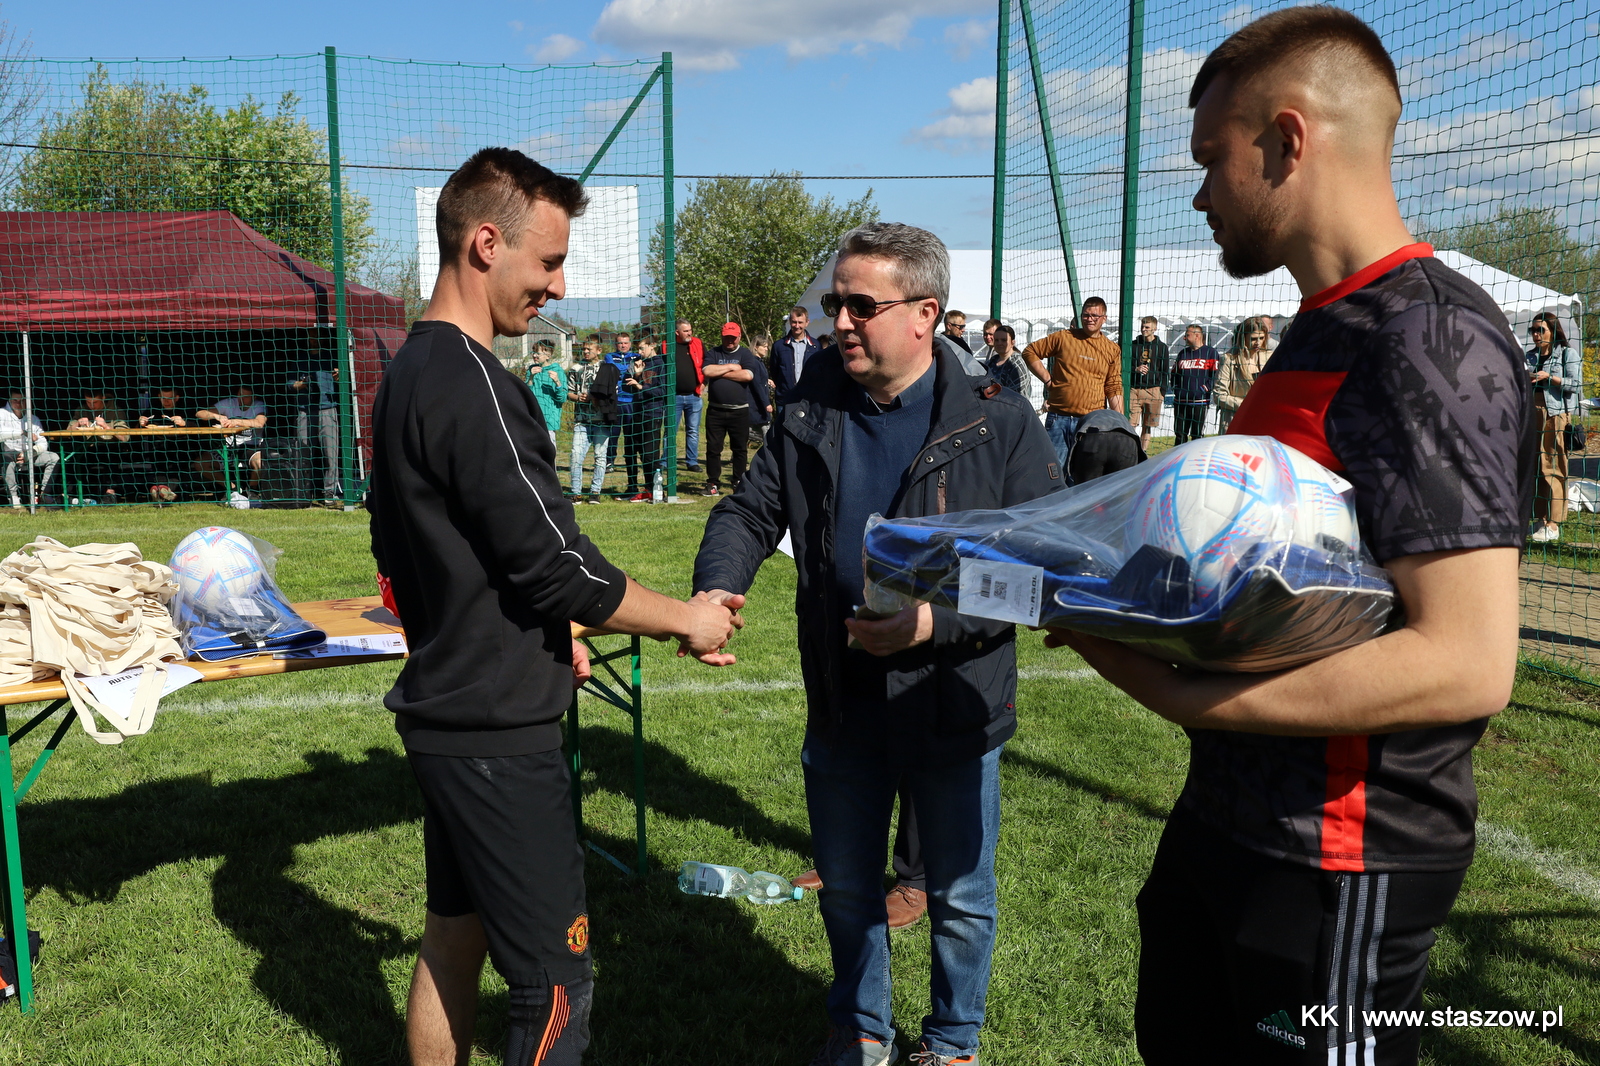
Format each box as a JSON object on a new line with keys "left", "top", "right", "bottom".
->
{"left": 2, "top": 389, "right": 59, "bottom": 509}
{"left": 139, "top": 386, "right": 196, "bottom": 501}
{"left": 1066, "top": 408, "right": 1145, "bottom": 484}
{"left": 139, "top": 386, "right": 188, "bottom": 427}
{"left": 984, "top": 324, "right": 1024, "bottom": 394}
{"left": 67, "top": 389, "right": 132, "bottom": 504}
{"left": 195, "top": 385, "right": 269, "bottom": 494}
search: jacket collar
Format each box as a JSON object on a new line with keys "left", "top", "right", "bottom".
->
{"left": 783, "top": 343, "right": 988, "bottom": 452}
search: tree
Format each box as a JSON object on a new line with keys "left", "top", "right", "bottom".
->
{"left": 1418, "top": 204, "right": 1599, "bottom": 351}
{"left": 10, "top": 67, "right": 374, "bottom": 273}
{"left": 0, "top": 16, "right": 41, "bottom": 188}
{"left": 648, "top": 173, "right": 877, "bottom": 343}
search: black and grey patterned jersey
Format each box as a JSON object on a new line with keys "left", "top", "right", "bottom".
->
{"left": 1180, "top": 244, "right": 1536, "bottom": 873}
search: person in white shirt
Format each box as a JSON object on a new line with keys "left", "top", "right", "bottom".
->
{"left": 1, "top": 390, "right": 59, "bottom": 508}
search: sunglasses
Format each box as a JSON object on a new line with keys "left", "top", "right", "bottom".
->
{"left": 821, "top": 292, "right": 930, "bottom": 320}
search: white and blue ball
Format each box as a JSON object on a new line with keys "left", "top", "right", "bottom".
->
{"left": 1283, "top": 446, "right": 1359, "bottom": 553}
{"left": 1125, "top": 436, "right": 1298, "bottom": 599}
{"left": 169, "top": 526, "right": 266, "bottom": 612}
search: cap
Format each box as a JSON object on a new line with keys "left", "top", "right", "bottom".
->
{"left": 721, "top": 322, "right": 742, "bottom": 339}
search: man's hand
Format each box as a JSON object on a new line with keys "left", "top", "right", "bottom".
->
{"left": 570, "top": 639, "right": 593, "bottom": 690}
{"left": 679, "top": 589, "right": 745, "bottom": 666}
{"left": 844, "top": 603, "right": 934, "bottom": 657}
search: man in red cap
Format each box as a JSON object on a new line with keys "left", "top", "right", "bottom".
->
{"left": 699, "top": 322, "right": 769, "bottom": 496}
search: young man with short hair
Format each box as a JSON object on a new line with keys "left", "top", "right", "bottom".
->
{"left": 568, "top": 339, "right": 618, "bottom": 502}
{"left": 1128, "top": 316, "right": 1169, "bottom": 450}
{"left": 1169, "top": 325, "right": 1218, "bottom": 445}
{"left": 771, "top": 304, "right": 822, "bottom": 398}
{"left": 672, "top": 319, "right": 705, "bottom": 471}
{"left": 368, "top": 147, "right": 736, "bottom": 1066}
{"left": 973, "top": 318, "right": 1001, "bottom": 362}
{"left": 1020, "top": 297, "right": 1123, "bottom": 473}
{"left": 1050, "top": 10, "right": 1535, "bottom": 1064}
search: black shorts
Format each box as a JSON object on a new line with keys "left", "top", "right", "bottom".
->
{"left": 1135, "top": 809, "right": 1464, "bottom": 1066}
{"left": 408, "top": 747, "right": 591, "bottom": 987}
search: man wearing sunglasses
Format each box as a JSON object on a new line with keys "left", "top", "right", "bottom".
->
{"left": 1020, "top": 297, "right": 1123, "bottom": 478}
{"left": 691, "top": 222, "right": 1061, "bottom": 1066}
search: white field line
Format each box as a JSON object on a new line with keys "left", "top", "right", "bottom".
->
{"left": 1477, "top": 820, "right": 1600, "bottom": 906}
{"left": 645, "top": 666, "right": 1100, "bottom": 695}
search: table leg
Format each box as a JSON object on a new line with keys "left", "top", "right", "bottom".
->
{"left": 220, "top": 443, "right": 233, "bottom": 504}
{"left": 0, "top": 705, "right": 33, "bottom": 1013}
{"left": 629, "top": 636, "right": 647, "bottom": 878}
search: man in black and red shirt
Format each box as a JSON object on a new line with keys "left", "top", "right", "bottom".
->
{"left": 1050, "top": 9, "right": 1535, "bottom": 1065}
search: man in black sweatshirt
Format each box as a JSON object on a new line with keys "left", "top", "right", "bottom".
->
{"left": 369, "top": 147, "right": 736, "bottom": 1066}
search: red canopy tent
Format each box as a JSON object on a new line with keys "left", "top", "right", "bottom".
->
{"left": 0, "top": 210, "right": 408, "bottom": 475}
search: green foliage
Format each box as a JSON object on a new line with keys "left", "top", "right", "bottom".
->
{"left": 648, "top": 173, "right": 878, "bottom": 343}
{"left": 1420, "top": 204, "right": 1600, "bottom": 356}
{"left": 10, "top": 67, "right": 374, "bottom": 273}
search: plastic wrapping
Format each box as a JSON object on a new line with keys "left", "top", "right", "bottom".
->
{"left": 863, "top": 435, "right": 1395, "bottom": 672}
{"left": 168, "top": 527, "right": 327, "bottom": 661}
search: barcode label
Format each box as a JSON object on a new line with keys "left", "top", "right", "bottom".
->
{"left": 958, "top": 558, "right": 1044, "bottom": 626}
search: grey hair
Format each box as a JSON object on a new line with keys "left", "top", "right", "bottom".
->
{"left": 836, "top": 222, "right": 949, "bottom": 313}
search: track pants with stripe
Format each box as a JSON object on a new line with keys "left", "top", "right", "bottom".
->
{"left": 1134, "top": 809, "right": 1465, "bottom": 1065}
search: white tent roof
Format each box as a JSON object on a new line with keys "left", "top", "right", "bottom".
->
{"left": 796, "top": 248, "right": 1584, "bottom": 349}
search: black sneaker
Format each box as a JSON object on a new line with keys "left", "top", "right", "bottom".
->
{"left": 702, "top": 484, "right": 720, "bottom": 497}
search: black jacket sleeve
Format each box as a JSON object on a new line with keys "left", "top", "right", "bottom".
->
{"left": 692, "top": 409, "right": 789, "bottom": 594}
{"left": 436, "top": 352, "right": 627, "bottom": 626}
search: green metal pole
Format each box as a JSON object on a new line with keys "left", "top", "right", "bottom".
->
{"left": 662, "top": 53, "right": 678, "bottom": 500}
{"left": 325, "top": 46, "right": 354, "bottom": 507}
{"left": 630, "top": 636, "right": 647, "bottom": 876}
{"left": 991, "top": 0, "right": 1010, "bottom": 321}
{"left": 0, "top": 706, "right": 32, "bottom": 1012}
{"left": 1018, "top": 0, "right": 1082, "bottom": 317}
{"left": 1118, "top": 0, "right": 1145, "bottom": 411}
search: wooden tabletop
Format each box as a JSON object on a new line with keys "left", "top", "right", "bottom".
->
{"left": 43, "top": 426, "right": 232, "bottom": 438}
{"left": 0, "top": 597, "right": 622, "bottom": 707}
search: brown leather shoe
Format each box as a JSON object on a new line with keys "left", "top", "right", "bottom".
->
{"left": 885, "top": 884, "right": 927, "bottom": 929}
{"left": 793, "top": 868, "right": 823, "bottom": 890}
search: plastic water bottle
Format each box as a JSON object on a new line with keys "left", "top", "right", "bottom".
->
{"left": 677, "top": 861, "right": 804, "bottom": 905}
{"left": 651, "top": 469, "right": 665, "bottom": 504}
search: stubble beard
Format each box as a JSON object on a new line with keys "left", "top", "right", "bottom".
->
{"left": 1216, "top": 189, "right": 1288, "bottom": 280}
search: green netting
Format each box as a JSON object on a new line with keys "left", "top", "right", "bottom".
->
{"left": 996, "top": 0, "right": 1599, "bottom": 681}
{"left": 0, "top": 50, "right": 677, "bottom": 510}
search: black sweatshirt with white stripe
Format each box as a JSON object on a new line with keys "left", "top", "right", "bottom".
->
{"left": 370, "top": 320, "right": 628, "bottom": 756}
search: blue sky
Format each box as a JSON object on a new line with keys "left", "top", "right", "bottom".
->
{"left": 4, "top": 0, "right": 1017, "bottom": 249}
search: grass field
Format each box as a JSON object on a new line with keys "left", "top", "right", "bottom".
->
{"left": 0, "top": 501, "right": 1595, "bottom": 1065}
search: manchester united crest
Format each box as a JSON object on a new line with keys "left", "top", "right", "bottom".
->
{"left": 566, "top": 913, "right": 589, "bottom": 955}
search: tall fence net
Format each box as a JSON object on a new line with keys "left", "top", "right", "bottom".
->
{"left": 0, "top": 50, "right": 676, "bottom": 511}
{"left": 997, "top": 0, "right": 1600, "bottom": 681}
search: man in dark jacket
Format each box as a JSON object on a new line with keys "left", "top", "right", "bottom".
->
{"left": 770, "top": 304, "right": 822, "bottom": 399}
{"left": 368, "top": 147, "right": 735, "bottom": 1066}
{"left": 1128, "top": 316, "right": 1170, "bottom": 451}
{"left": 1170, "top": 324, "right": 1219, "bottom": 444}
{"left": 691, "top": 222, "right": 1062, "bottom": 1066}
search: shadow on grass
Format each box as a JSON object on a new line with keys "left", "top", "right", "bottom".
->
{"left": 21, "top": 747, "right": 420, "bottom": 1063}
{"left": 21, "top": 742, "right": 829, "bottom": 1065}
{"left": 1000, "top": 748, "right": 1171, "bottom": 822}
{"left": 1424, "top": 907, "right": 1600, "bottom": 1064}
{"left": 1505, "top": 699, "right": 1600, "bottom": 730}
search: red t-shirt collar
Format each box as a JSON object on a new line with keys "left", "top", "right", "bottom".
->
{"left": 1298, "top": 242, "right": 1434, "bottom": 312}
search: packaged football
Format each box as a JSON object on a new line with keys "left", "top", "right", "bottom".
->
{"left": 862, "top": 435, "right": 1395, "bottom": 672}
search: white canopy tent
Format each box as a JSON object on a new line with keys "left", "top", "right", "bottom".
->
{"left": 795, "top": 247, "right": 1582, "bottom": 433}
{"left": 796, "top": 248, "right": 1583, "bottom": 351}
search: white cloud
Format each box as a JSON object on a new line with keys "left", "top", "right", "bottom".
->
{"left": 909, "top": 76, "right": 996, "bottom": 153}
{"left": 1219, "top": 4, "right": 1254, "bottom": 31}
{"left": 532, "top": 34, "right": 585, "bottom": 63}
{"left": 945, "top": 18, "right": 994, "bottom": 61}
{"left": 593, "top": 0, "right": 988, "bottom": 71}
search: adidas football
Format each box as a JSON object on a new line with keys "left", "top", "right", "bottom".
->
{"left": 1282, "top": 445, "right": 1359, "bottom": 553}
{"left": 1124, "top": 436, "right": 1297, "bottom": 599}
{"left": 169, "top": 526, "right": 266, "bottom": 612}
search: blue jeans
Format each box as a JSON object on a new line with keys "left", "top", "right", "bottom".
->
{"left": 675, "top": 393, "right": 702, "bottom": 467}
{"left": 801, "top": 735, "right": 1003, "bottom": 1057}
{"left": 570, "top": 422, "right": 615, "bottom": 495}
{"left": 1044, "top": 411, "right": 1081, "bottom": 481}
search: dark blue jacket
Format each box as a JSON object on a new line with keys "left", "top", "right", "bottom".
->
{"left": 769, "top": 331, "right": 823, "bottom": 399}
{"left": 693, "top": 343, "right": 1064, "bottom": 765}
{"left": 1171, "top": 344, "right": 1220, "bottom": 405}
